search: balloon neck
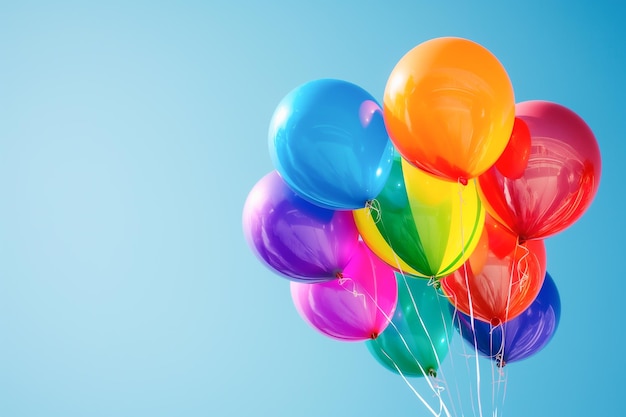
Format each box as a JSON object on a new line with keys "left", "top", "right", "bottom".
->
{"left": 490, "top": 317, "right": 502, "bottom": 327}
{"left": 370, "top": 332, "right": 378, "bottom": 340}
{"left": 458, "top": 177, "right": 468, "bottom": 186}
{"left": 427, "top": 368, "right": 437, "bottom": 378}
{"left": 496, "top": 355, "right": 506, "bottom": 368}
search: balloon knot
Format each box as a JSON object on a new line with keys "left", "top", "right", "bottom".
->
{"left": 495, "top": 354, "right": 506, "bottom": 368}
{"left": 370, "top": 332, "right": 378, "bottom": 340}
{"left": 490, "top": 317, "right": 502, "bottom": 327}
{"left": 458, "top": 177, "right": 468, "bottom": 186}
{"left": 365, "top": 199, "right": 381, "bottom": 224}
{"left": 428, "top": 368, "right": 437, "bottom": 378}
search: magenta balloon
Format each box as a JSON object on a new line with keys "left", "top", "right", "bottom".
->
{"left": 478, "top": 100, "right": 602, "bottom": 240}
{"left": 290, "top": 242, "right": 398, "bottom": 341}
{"left": 242, "top": 171, "right": 359, "bottom": 282}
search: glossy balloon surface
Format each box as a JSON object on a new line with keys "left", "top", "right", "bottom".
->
{"left": 354, "top": 156, "right": 484, "bottom": 278}
{"left": 366, "top": 274, "right": 453, "bottom": 377}
{"left": 291, "top": 242, "right": 398, "bottom": 341}
{"left": 479, "top": 100, "right": 601, "bottom": 240}
{"left": 242, "top": 171, "right": 359, "bottom": 282}
{"left": 384, "top": 37, "right": 515, "bottom": 182}
{"left": 269, "top": 78, "right": 394, "bottom": 210}
{"left": 454, "top": 272, "right": 560, "bottom": 366}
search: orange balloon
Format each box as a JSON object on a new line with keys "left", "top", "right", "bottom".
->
{"left": 441, "top": 238, "right": 546, "bottom": 326}
{"left": 383, "top": 37, "right": 515, "bottom": 183}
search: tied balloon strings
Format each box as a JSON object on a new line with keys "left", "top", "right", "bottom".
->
{"left": 365, "top": 199, "right": 382, "bottom": 225}
{"left": 365, "top": 199, "right": 455, "bottom": 416}
{"left": 342, "top": 270, "right": 453, "bottom": 417}
{"left": 336, "top": 272, "right": 368, "bottom": 309}
{"left": 439, "top": 304, "right": 476, "bottom": 415}
{"left": 431, "top": 279, "right": 463, "bottom": 417}
{"left": 491, "top": 241, "right": 531, "bottom": 411}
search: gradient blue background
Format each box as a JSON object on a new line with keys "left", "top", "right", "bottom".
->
{"left": 0, "top": 1, "right": 622, "bottom": 416}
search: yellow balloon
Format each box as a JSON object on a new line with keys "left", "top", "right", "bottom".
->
{"left": 354, "top": 158, "right": 485, "bottom": 278}
{"left": 383, "top": 37, "right": 515, "bottom": 183}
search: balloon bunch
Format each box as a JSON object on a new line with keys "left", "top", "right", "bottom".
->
{"left": 243, "top": 36, "right": 601, "bottom": 385}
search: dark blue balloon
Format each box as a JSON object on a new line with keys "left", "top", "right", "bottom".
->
{"left": 269, "top": 79, "right": 394, "bottom": 210}
{"left": 453, "top": 272, "right": 561, "bottom": 367}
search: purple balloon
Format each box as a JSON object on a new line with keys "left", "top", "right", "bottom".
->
{"left": 290, "top": 242, "right": 398, "bottom": 341}
{"left": 242, "top": 171, "right": 359, "bottom": 282}
{"left": 454, "top": 272, "right": 561, "bottom": 367}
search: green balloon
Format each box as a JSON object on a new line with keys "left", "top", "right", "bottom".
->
{"left": 371, "top": 156, "right": 431, "bottom": 271}
{"left": 354, "top": 155, "right": 484, "bottom": 278}
{"left": 366, "top": 273, "right": 453, "bottom": 377}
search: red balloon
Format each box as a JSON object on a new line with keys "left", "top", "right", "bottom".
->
{"left": 478, "top": 101, "right": 601, "bottom": 240}
{"left": 441, "top": 236, "right": 546, "bottom": 326}
{"left": 484, "top": 213, "right": 519, "bottom": 259}
{"left": 494, "top": 117, "right": 531, "bottom": 180}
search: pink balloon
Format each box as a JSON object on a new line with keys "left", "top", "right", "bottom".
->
{"left": 290, "top": 242, "right": 398, "bottom": 341}
{"left": 478, "top": 100, "right": 601, "bottom": 240}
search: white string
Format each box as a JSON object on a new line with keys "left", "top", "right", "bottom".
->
{"left": 374, "top": 340, "right": 449, "bottom": 417}
{"left": 457, "top": 180, "right": 484, "bottom": 417}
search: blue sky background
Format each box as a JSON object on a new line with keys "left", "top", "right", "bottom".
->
{"left": 0, "top": 1, "right": 623, "bottom": 416}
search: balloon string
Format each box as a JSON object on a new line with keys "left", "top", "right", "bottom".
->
{"left": 365, "top": 201, "right": 454, "bottom": 415}
{"left": 337, "top": 249, "right": 383, "bottom": 332}
{"left": 490, "top": 324, "right": 497, "bottom": 413}
{"left": 403, "top": 274, "right": 460, "bottom": 415}
{"left": 449, "top": 305, "right": 483, "bottom": 417}
{"left": 337, "top": 261, "right": 453, "bottom": 414}
{"left": 401, "top": 274, "right": 447, "bottom": 379}
{"left": 374, "top": 340, "right": 451, "bottom": 417}
{"left": 515, "top": 243, "right": 530, "bottom": 289}
{"left": 336, "top": 273, "right": 368, "bottom": 309}
{"left": 435, "top": 302, "right": 465, "bottom": 417}
{"left": 489, "top": 239, "right": 528, "bottom": 416}
{"left": 375, "top": 281, "right": 454, "bottom": 416}
{"left": 488, "top": 322, "right": 508, "bottom": 416}
{"left": 458, "top": 179, "right": 484, "bottom": 417}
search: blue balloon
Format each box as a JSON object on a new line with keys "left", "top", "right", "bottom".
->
{"left": 453, "top": 272, "right": 561, "bottom": 367}
{"left": 269, "top": 79, "right": 394, "bottom": 210}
